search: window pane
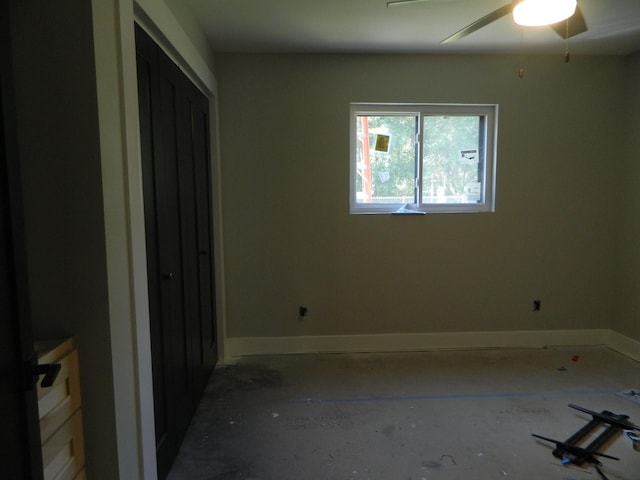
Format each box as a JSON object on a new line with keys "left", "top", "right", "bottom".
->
{"left": 355, "top": 115, "right": 416, "bottom": 204}
{"left": 421, "top": 116, "right": 484, "bottom": 204}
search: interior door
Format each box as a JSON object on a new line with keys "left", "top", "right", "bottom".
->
{"left": 137, "top": 28, "right": 191, "bottom": 478}
{"left": 136, "top": 25, "right": 218, "bottom": 479}
{"left": 0, "top": 0, "right": 44, "bottom": 477}
{"left": 187, "top": 83, "right": 218, "bottom": 396}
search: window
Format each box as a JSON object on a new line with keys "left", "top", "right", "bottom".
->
{"left": 350, "top": 103, "right": 498, "bottom": 214}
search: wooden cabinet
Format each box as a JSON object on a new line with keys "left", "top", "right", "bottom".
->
{"left": 35, "top": 338, "right": 86, "bottom": 480}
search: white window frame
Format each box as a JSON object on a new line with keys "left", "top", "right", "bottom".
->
{"left": 349, "top": 103, "right": 498, "bottom": 214}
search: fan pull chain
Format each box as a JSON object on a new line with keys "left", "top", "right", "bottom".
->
{"left": 564, "top": 18, "right": 571, "bottom": 63}
{"left": 518, "top": 29, "right": 525, "bottom": 79}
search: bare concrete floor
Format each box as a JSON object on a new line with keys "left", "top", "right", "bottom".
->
{"left": 167, "top": 346, "right": 640, "bottom": 480}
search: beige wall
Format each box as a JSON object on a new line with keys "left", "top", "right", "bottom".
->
{"left": 216, "top": 53, "right": 629, "bottom": 339}
{"left": 8, "top": 0, "right": 639, "bottom": 475}
{"left": 9, "top": 0, "right": 119, "bottom": 478}
{"left": 9, "top": 0, "right": 220, "bottom": 477}
{"left": 618, "top": 51, "right": 640, "bottom": 342}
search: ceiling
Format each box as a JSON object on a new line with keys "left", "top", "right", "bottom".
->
{"left": 176, "top": 0, "right": 640, "bottom": 55}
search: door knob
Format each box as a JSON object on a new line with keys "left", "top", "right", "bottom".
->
{"left": 33, "top": 363, "right": 62, "bottom": 388}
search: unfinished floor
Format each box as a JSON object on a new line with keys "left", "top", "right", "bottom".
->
{"left": 167, "top": 346, "right": 640, "bottom": 480}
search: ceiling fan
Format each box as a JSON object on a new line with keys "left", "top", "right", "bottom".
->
{"left": 387, "top": 0, "right": 588, "bottom": 44}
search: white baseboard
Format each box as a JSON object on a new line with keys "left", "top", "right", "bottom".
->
{"left": 223, "top": 329, "right": 627, "bottom": 363}
{"left": 607, "top": 330, "right": 640, "bottom": 363}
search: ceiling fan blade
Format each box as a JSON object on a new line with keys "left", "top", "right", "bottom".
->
{"left": 386, "top": 0, "right": 433, "bottom": 7}
{"left": 550, "top": 5, "right": 588, "bottom": 39}
{"left": 441, "top": 3, "right": 513, "bottom": 44}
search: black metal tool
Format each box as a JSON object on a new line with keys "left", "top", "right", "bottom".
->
{"left": 577, "top": 413, "right": 628, "bottom": 466}
{"left": 532, "top": 403, "right": 638, "bottom": 475}
{"left": 568, "top": 403, "right": 640, "bottom": 432}
{"left": 531, "top": 434, "right": 619, "bottom": 466}
{"left": 551, "top": 409, "right": 603, "bottom": 461}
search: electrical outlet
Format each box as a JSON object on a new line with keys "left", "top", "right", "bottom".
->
{"left": 533, "top": 300, "right": 541, "bottom": 311}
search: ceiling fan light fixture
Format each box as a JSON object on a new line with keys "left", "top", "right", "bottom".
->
{"left": 513, "top": 0, "right": 577, "bottom": 27}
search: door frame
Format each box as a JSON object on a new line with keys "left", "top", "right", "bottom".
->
{"left": 90, "top": 1, "right": 226, "bottom": 477}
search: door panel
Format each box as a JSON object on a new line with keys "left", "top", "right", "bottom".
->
{"left": 0, "top": 80, "right": 43, "bottom": 480}
{"left": 157, "top": 53, "right": 195, "bottom": 446}
{"left": 135, "top": 25, "right": 218, "bottom": 479}
{"left": 189, "top": 87, "right": 218, "bottom": 394}
{"left": 136, "top": 40, "right": 172, "bottom": 466}
{"left": 0, "top": 0, "right": 44, "bottom": 476}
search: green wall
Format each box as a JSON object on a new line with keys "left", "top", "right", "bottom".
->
{"left": 216, "top": 53, "right": 629, "bottom": 339}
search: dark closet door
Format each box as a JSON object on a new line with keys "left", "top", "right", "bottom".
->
{"left": 157, "top": 44, "right": 199, "bottom": 447}
{"left": 137, "top": 29, "right": 185, "bottom": 478}
{"left": 185, "top": 80, "right": 218, "bottom": 399}
{"left": 135, "top": 25, "right": 217, "bottom": 479}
